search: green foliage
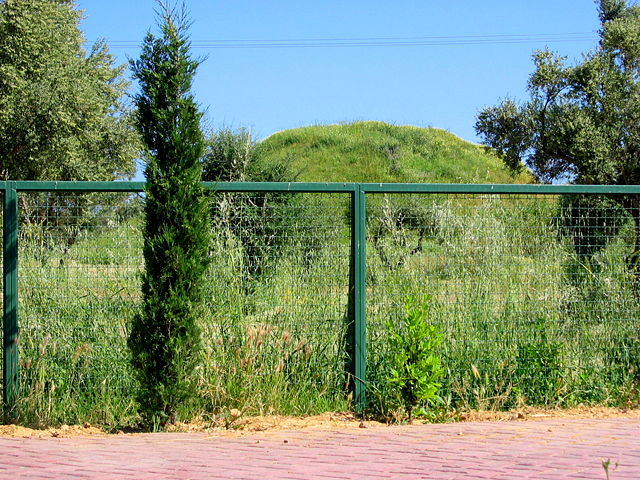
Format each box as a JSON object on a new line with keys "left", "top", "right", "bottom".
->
{"left": 19, "top": 192, "right": 143, "bottom": 260}
{"left": 0, "top": 0, "right": 140, "bottom": 256}
{"left": 476, "top": 0, "right": 640, "bottom": 185}
{"left": 367, "top": 195, "right": 640, "bottom": 411}
{"left": 385, "top": 296, "right": 444, "bottom": 421}
{"left": 475, "top": 1, "right": 640, "bottom": 266}
{"left": 369, "top": 195, "right": 438, "bottom": 270}
{"left": 11, "top": 189, "right": 640, "bottom": 428}
{"left": 202, "top": 127, "right": 315, "bottom": 282}
{"left": 0, "top": 0, "right": 139, "bottom": 180}
{"left": 557, "top": 195, "right": 630, "bottom": 259}
{"left": 15, "top": 208, "right": 141, "bottom": 428}
{"left": 202, "top": 127, "right": 254, "bottom": 181}
{"left": 513, "top": 319, "right": 563, "bottom": 405}
{"left": 127, "top": 2, "right": 210, "bottom": 427}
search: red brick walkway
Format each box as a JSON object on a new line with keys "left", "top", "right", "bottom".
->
{"left": 1, "top": 418, "right": 638, "bottom": 479}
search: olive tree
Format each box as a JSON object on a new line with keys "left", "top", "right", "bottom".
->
{"left": 0, "top": 0, "right": 138, "bottom": 180}
{"left": 476, "top": 0, "right": 640, "bottom": 270}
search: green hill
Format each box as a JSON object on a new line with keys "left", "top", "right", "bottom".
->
{"left": 254, "top": 121, "right": 531, "bottom": 184}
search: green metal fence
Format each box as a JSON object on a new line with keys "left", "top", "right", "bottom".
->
{"left": 2, "top": 181, "right": 640, "bottom": 422}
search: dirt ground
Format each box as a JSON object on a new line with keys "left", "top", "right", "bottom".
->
{"left": 1, "top": 406, "right": 639, "bottom": 438}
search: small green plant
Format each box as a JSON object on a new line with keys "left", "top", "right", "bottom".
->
{"left": 386, "top": 296, "right": 444, "bottom": 422}
{"left": 602, "top": 458, "right": 619, "bottom": 480}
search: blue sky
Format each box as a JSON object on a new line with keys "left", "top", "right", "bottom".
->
{"left": 78, "top": 1, "right": 602, "bottom": 150}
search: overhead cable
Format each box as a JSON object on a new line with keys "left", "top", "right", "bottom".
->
{"left": 86, "top": 32, "right": 598, "bottom": 50}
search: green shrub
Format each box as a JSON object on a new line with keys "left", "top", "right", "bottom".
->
{"left": 557, "top": 195, "right": 629, "bottom": 259}
{"left": 385, "top": 296, "right": 444, "bottom": 421}
{"left": 203, "top": 127, "right": 310, "bottom": 283}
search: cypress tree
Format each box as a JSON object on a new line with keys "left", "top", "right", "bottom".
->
{"left": 128, "top": 2, "right": 210, "bottom": 426}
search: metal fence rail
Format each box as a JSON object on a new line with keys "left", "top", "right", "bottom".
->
{"left": 2, "top": 181, "right": 640, "bottom": 421}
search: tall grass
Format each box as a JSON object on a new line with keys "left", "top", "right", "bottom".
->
{"left": 15, "top": 192, "right": 351, "bottom": 427}
{"left": 366, "top": 194, "right": 640, "bottom": 412}
{"left": 16, "top": 214, "right": 141, "bottom": 427}
{"left": 10, "top": 190, "right": 640, "bottom": 428}
{"left": 197, "top": 193, "right": 351, "bottom": 416}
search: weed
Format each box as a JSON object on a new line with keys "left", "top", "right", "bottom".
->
{"left": 602, "top": 458, "right": 619, "bottom": 480}
{"left": 384, "top": 296, "right": 443, "bottom": 422}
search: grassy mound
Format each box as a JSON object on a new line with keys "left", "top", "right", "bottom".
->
{"left": 255, "top": 121, "right": 532, "bottom": 184}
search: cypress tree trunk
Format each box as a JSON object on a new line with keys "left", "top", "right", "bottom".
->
{"left": 127, "top": 3, "right": 210, "bottom": 427}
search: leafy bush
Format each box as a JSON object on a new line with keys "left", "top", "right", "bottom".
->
{"left": 385, "top": 296, "right": 444, "bottom": 421}
{"left": 369, "top": 195, "right": 438, "bottom": 270}
{"left": 203, "top": 127, "right": 320, "bottom": 283}
{"left": 202, "top": 127, "right": 254, "bottom": 182}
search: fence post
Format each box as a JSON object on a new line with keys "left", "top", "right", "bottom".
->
{"left": 347, "top": 184, "right": 367, "bottom": 410}
{"left": 3, "top": 181, "right": 19, "bottom": 418}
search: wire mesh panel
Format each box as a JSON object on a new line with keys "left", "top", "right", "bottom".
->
{"left": 201, "top": 190, "right": 351, "bottom": 414}
{"left": 15, "top": 188, "right": 351, "bottom": 423}
{"left": 10, "top": 182, "right": 640, "bottom": 425}
{"left": 18, "top": 191, "right": 143, "bottom": 425}
{"left": 366, "top": 192, "right": 640, "bottom": 411}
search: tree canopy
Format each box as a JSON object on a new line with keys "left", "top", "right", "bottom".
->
{"left": 475, "top": 0, "right": 639, "bottom": 186}
{"left": 0, "top": 0, "right": 138, "bottom": 180}
{"left": 476, "top": 1, "right": 640, "bottom": 275}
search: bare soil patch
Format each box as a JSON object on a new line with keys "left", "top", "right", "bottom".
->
{"left": 0, "top": 422, "right": 105, "bottom": 438}
{"left": 456, "top": 405, "right": 640, "bottom": 422}
{"left": 2, "top": 407, "right": 639, "bottom": 438}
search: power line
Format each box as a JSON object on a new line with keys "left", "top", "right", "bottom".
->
{"left": 86, "top": 32, "right": 598, "bottom": 50}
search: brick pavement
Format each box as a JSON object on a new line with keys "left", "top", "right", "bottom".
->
{"left": 0, "top": 418, "right": 638, "bottom": 479}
